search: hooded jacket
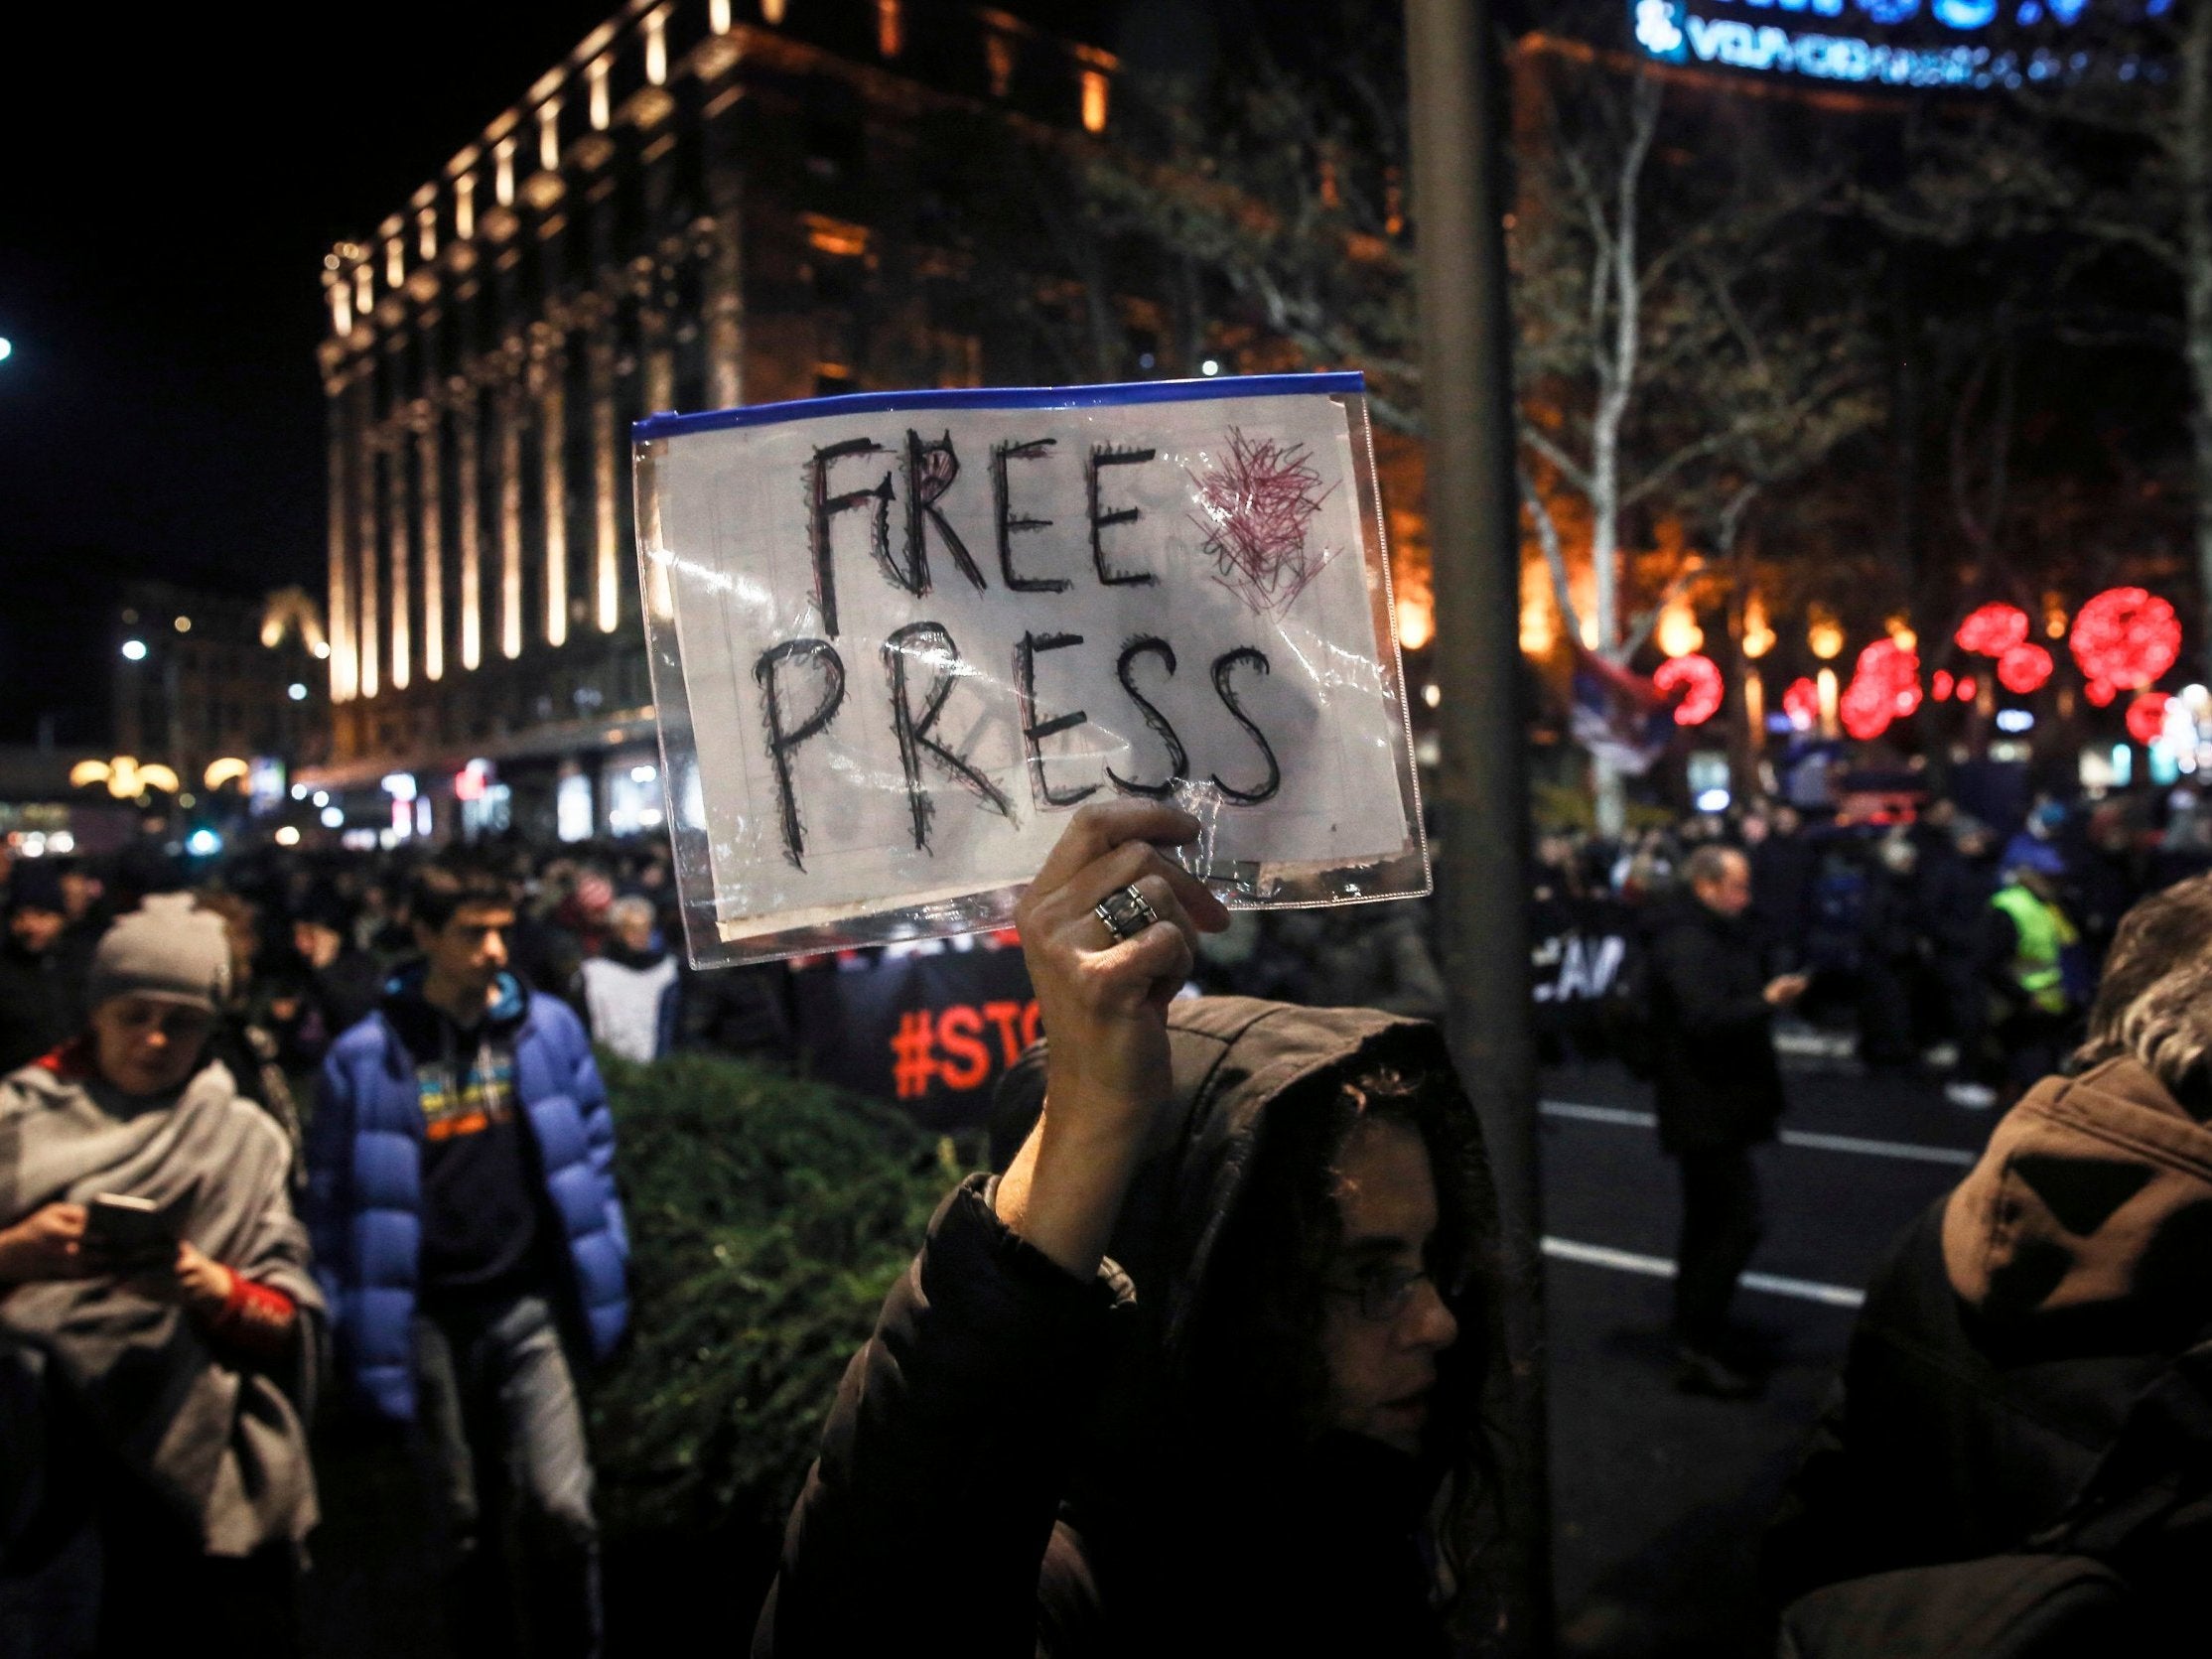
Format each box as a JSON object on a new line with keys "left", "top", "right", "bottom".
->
{"left": 303, "top": 968, "right": 628, "bottom": 1421}
{"left": 753, "top": 996, "right": 1510, "bottom": 1658}
{"left": 1765, "top": 1056, "right": 2212, "bottom": 1617}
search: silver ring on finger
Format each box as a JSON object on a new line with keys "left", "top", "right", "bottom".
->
{"left": 1094, "top": 882, "right": 1161, "bottom": 944}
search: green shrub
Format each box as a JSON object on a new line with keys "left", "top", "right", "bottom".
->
{"left": 591, "top": 1051, "right": 958, "bottom": 1540}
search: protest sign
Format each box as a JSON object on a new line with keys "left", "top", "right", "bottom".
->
{"left": 634, "top": 372, "right": 1427, "bottom": 966}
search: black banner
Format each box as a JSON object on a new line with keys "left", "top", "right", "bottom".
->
{"left": 790, "top": 933, "right": 1038, "bottom": 1131}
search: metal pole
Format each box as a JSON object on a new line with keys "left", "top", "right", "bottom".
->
{"left": 1404, "top": 2, "right": 1554, "bottom": 1652}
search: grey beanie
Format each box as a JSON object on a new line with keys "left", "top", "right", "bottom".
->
{"left": 85, "top": 894, "right": 232, "bottom": 1015}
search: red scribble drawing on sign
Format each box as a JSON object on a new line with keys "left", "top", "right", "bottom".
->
{"left": 1185, "top": 428, "right": 1339, "bottom": 619}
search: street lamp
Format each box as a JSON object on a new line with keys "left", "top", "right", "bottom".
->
{"left": 0, "top": 338, "right": 13, "bottom": 364}
{"left": 121, "top": 638, "right": 148, "bottom": 661}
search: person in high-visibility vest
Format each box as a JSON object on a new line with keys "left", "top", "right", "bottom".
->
{"left": 1980, "top": 851, "right": 2081, "bottom": 1107}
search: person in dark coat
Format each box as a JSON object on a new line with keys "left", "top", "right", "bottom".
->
{"left": 753, "top": 801, "right": 1513, "bottom": 1657}
{"left": 1921, "top": 815, "right": 2002, "bottom": 1108}
{"left": 1749, "top": 803, "right": 1819, "bottom": 971}
{"left": 1648, "top": 844, "right": 1807, "bottom": 1395}
{"left": 272, "top": 888, "right": 384, "bottom": 1070}
{"left": 677, "top": 961, "right": 796, "bottom": 1069}
{"left": 0, "top": 864, "right": 90, "bottom": 1074}
{"left": 2073, "top": 802, "right": 2144, "bottom": 974}
{"left": 1855, "top": 832, "right": 1922, "bottom": 1071}
{"left": 1763, "top": 874, "right": 2212, "bottom": 1649}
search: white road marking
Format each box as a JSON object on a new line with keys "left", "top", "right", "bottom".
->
{"left": 1777, "top": 1129, "right": 1976, "bottom": 1168}
{"left": 1540, "top": 1100, "right": 1978, "bottom": 1169}
{"left": 1540, "top": 1236, "right": 1867, "bottom": 1310}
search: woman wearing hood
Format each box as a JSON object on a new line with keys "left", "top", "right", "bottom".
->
{"left": 1765, "top": 872, "right": 2212, "bottom": 1647}
{"left": 754, "top": 801, "right": 1510, "bottom": 1656}
{"left": 0, "top": 896, "right": 323, "bottom": 1656}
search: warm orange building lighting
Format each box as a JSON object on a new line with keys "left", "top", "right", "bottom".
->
{"left": 803, "top": 213, "right": 871, "bottom": 257}
{"left": 878, "top": 0, "right": 903, "bottom": 58}
{"left": 1518, "top": 558, "right": 1556, "bottom": 656}
{"left": 645, "top": 7, "right": 669, "bottom": 86}
{"left": 500, "top": 410, "right": 523, "bottom": 660}
{"left": 1397, "top": 595, "right": 1435, "bottom": 651}
{"left": 420, "top": 431, "right": 444, "bottom": 681}
{"left": 1081, "top": 70, "right": 1109, "bottom": 133}
{"left": 544, "top": 384, "right": 569, "bottom": 648}
{"left": 1808, "top": 612, "right": 1844, "bottom": 660}
{"left": 1741, "top": 591, "right": 1775, "bottom": 658}
{"left": 1655, "top": 594, "right": 1703, "bottom": 658}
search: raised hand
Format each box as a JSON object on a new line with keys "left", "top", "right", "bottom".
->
{"left": 999, "top": 800, "right": 1231, "bottom": 1277}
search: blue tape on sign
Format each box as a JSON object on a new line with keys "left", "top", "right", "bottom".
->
{"left": 630, "top": 370, "right": 1368, "bottom": 441}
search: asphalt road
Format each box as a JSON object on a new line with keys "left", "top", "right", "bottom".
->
{"left": 1540, "top": 1047, "right": 1991, "bottom": 1658}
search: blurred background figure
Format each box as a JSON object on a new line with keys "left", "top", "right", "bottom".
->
{"left": 0, "top": 863, "right": 91, "bottom": 1075}
{"left": 1925, "top": 816, "right": 2003, "bottom": 1108}
{"left": 1854, "top": 831, "right": 1922, "bottom": 1073}
{"left": 1648, "top": 845, "right": 1807, "bottom": 1397}
{"left": 579, "top": 896, "right": 680, "bottom": 1063}
{"left": 1980, "top": 846, "right": 2084, "bottom": 1110}
{"left": 275, "top": 886, "right": 382, "bottom": 1070}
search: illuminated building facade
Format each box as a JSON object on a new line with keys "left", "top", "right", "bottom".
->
{"left": 311, "top": 0, "right": 1119, "bottom": 840}
{"left": 113, "top": 581, "right": 329, "bottom": 796}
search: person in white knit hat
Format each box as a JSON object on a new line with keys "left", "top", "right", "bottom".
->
{"left": 0, "top": 894, "right": 323, "bottom": 1656}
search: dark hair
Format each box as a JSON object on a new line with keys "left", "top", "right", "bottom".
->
{"left": 1682, "top": 843, "right": 1743, "bottom": 890}
{"left": 1181, "top": 1061, "right": 1484, "bottom": 1450}
{"left": 407, "top": 856, "right": 512, "bottom": 934}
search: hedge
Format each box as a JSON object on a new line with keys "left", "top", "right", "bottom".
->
{"left": 590, "top": 1051, "right": 959, "bottom": 1540}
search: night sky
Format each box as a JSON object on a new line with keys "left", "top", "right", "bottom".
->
{"left": 0, "top": 1, "right": 1131, "bottom": 748}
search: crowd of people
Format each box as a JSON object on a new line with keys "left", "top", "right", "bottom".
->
{"left": 0, "top": 849, "right": 634, "bottom": 1658}
{"left": 1, "top": 780, "right": 2210, "bottom": 1653}
{"left": 1533, "top": 789, "right": 2212, "bottom": 1109}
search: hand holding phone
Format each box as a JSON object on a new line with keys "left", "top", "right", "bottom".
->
{"left": 81, "top": 1193, "right": 181, "bottom": 1273}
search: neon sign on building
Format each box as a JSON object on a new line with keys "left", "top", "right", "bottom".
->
{"left": 1630, "top": 0, "right": 2163, "bottom": 89}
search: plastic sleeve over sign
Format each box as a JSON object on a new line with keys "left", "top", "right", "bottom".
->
{"left": 632, "top": 372, "right": 1430, "bottom": 968}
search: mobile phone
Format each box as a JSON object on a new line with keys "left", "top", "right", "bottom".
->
{"left": 83, "top": 1193, "right": 179, "bottom": 1261}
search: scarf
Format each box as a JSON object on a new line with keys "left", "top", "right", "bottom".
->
{"left": 0, "top": 1057, "right": 323, "bottom": 1557}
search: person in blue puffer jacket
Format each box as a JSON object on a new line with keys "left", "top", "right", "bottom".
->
{"left": 304, "top": 853, "right": 626, "bottom": 1659}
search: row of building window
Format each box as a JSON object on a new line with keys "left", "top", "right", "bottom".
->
{"left": 332, "top": 351, "right": 651, "bottom": 704}
{"left": 326, "top": 0, "right": 1111, "bottom": 338}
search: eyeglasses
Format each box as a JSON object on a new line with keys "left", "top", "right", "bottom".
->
{"left": 1324, "top": 1261, "right": 1469, "bottom": 1323}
